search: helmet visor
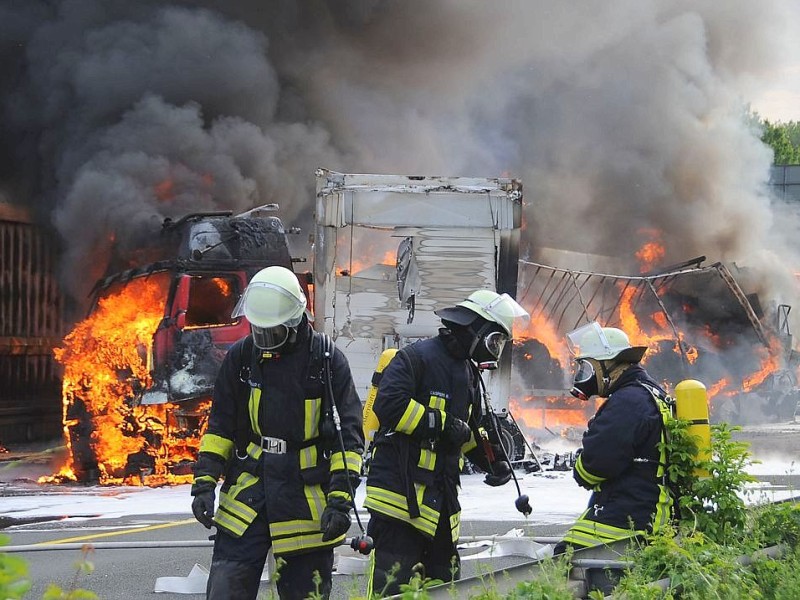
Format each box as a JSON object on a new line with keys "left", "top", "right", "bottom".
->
{"left": 484, "top": 330, "right": 508, "bottom": 359}
{"left": 231, "top": 281, "right": 306, "bottom": 328}
{"left": 566, "top": 322, "right": 611, "bottom": 358}
{"left": 463, "top": 292, "right": 529, "bottom": 336}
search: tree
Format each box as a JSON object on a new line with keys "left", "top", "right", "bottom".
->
{"left": 760, "top": 119, "right": 800, "bottom": 165}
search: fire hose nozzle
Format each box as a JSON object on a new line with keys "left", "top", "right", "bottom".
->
{"left": 515, "top": 494, "right": 532, "bottom": 516}
{"left": 349, "top": 534, "right": 374, "bottom": 555}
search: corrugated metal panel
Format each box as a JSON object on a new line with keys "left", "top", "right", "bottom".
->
{"left": 770, "top": 165, "right": 800, "bottom": 202}
{"left": 0, "top": 207, "right": 65, "bottom": 442}
{"left": 314, "top": 171, "right": 522, "bottom": 404}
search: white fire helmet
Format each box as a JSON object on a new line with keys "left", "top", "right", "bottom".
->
{"left": 565, "top": 321, "right": 646, "bottom": 363}
{"left": 232, "top": 266, "right": 307, "bottom": 349}
{"left": 459, "top": 290, "right": 529, "bottom": 336}
{"left": 437, "top": 290, "right": 529, "bottom": 337}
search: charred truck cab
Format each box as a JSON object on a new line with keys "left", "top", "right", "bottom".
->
{"left": 67, "top": 209, "right": 308, "bottom": 481}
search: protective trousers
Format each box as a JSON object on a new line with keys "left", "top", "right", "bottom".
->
{"left": 366, "top": 512, "right": 461, "bottom": 598}
{"left": 206, "top": 513, "right": 334, "bottom": 600}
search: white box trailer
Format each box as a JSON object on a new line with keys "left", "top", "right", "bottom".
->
{"left": 312, "top": 168, "right": 523, "bottom": 418}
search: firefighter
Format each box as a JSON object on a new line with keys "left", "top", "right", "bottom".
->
{"left": 364, "top": 290, "right": 529, "bottom": 597}
{"left": 553, "top": 322, "right": 673, "bottom": 556}
{"left": 190, "top": 266, "right": 364, "bottom": 600}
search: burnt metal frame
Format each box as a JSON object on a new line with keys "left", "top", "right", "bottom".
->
{"left": 517, "top": 260, "right": 768, "bottom": 374}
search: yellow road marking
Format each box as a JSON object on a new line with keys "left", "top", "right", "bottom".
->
{"left": 35, "top": 518, "right": 197, "bottom": 545}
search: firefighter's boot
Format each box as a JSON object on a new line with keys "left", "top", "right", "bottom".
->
{"left": 206, "top": 558, "right": 263, "bottom": 600}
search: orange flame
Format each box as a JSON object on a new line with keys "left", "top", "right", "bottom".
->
{"left": 635, "top": 228, "right": 665, "bottom": 273}
{"left": 45, "top": 274, "right": 204, "bottom": 485}
{"left": 154, "top": 179, "right": 175, "bottom": 202}
{"left": 743, "top": 339, "right": 782, "bottom": 392}
{"left": 509, "top": 396, "right": 604, "bottom": 439}
{"left": 518, "top": 313, "right": 569, "bottom": 368}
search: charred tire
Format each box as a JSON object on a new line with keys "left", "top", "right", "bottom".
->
{"left": 497, "top": 416, "right": 527, "bottom": 462}
{"left": 65, "top": 397, "right": 100, "bottom": 482}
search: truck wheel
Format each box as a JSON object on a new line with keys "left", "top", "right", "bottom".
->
{"left": 497, "top": 415, "right": 527, "bottom": 462}
{"left": 65, "top": 397, "right": 100, "bottom": 482}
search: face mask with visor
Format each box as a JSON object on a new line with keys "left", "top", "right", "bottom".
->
{"left": 232, "top": 281, "right": 306, "bottom": 350}
{"left": 570, "top": 358, "right": 600, "bottom": 401}
{"left": 251, "top": 319, "right": 302, "bottom": 350}
{"left": 469, "top": 324, "right": 509, "bottom": 370}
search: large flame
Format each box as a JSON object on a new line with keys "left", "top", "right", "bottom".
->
{"left": 45, "top": 274, "right": 204, "bottom": 485}
{"left": 518, "top": 313, "right": 570, "bottom": 367}
{"left": 510, "top": 397, "right": 600, "bottom": 434}
{"left": 510, "top": 238, "right": 790, "bottom": 444}
{"left": 635, "top": 228, "right": 666, "bottom": 273}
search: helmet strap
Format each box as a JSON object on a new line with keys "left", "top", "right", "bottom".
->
{"left": 597, "top": 361, "right": 630, "bottom": 396}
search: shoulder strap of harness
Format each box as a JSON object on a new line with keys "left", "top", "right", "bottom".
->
{"left": 637, "top": 379, "right": 679, "bottom": 518}
{"left": 638, "top": 381, "right": 675, "bottom": 417}
{"left": 235, "top": 335, "right": 255, "bottom": 458}
{"left": 315, "top": 331, "right": 338, "bottom": 442}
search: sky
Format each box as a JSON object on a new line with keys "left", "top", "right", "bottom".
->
{"left": 753, "top": 64, "right": 800, "bottom": 123}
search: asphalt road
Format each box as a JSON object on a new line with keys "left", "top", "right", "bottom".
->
{"left": 0, "top": 443, "right": 567, "bottom": 599}
{"left": 3, "top": 422, "right": 798, "bottom": 599}
{"left": 3, "top": 511, "right": 567, "bottom": 600}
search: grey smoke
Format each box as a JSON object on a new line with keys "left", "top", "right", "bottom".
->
{"left": 2, "top": 1, "right": 800, "bottom": 323}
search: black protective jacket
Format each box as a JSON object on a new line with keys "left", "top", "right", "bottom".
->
{"left": 364, "top": 332, "right": 494, "bottom": 541}
{"left": 563, "top": 364, "right": 673, "bottom": 548}
{"left": 191, "top": 323, "right": 364, "bottom": 555}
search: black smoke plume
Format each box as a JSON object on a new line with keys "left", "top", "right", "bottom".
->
{"left": 2, "top": 1, "right": 799, "bottom": 323}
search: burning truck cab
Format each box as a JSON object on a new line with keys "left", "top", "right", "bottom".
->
{"left": 58, "top": 209, "right": 309, "bottom": 483}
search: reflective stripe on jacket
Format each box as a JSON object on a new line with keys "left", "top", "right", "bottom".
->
{"left": 364, "top": 335, "right": 481, "bottom": 542}
{"left": 192, "top": 325, "right": 364, "bottom": 554}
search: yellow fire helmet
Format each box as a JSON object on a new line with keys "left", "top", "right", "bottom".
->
{"left": 436, "top": 290, "right": 529, "bottom": 337}
{"left": 566, "top": 321, "right": 646, "bottom": 363}
{"left": 232, "top": 266, "right": 306, "bottom": 328}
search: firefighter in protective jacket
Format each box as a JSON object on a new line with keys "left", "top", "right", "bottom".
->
{"left": 364, "top": 290, "right": 529, "bottom": 597}
{"left": 190, "top": 266, "right": 364, "bottom": 600}
{"left": 554, "top": 322, "right": 673, "bottom": 555}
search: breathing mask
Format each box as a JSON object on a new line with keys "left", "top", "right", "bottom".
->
{"left": 469, "top": 322, "right": 509, "bottom": 370}
{"left": 570, "top": 358, "right": 603, "bottom": 401}
{"left": 251, "top": 322, "right": 299, "bottom": 351}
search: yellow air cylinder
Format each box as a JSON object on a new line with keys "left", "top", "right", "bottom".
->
{"left": 362, "top": 348, "right": 399, "bottom": 444}
{"left": 674, "top": 379, "right": 712, "bottom": 477}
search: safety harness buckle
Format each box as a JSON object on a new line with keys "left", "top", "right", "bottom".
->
{"left": 259, "top": 436, "right": 288, "bottom": 454}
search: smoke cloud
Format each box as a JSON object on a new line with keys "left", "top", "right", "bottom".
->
{"left": 2, "top": 1, "right": 799, "bottom": 320}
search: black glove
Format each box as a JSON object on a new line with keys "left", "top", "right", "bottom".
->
{"left": 191, "top": 488, "right": 216, "bottom": 528}
{"left": 484, "top": 460, "right": 512, "bottom": 487}
{"left": 320, "top": 496, "right": 352, "bottom": 542}
{"left": 441, "top": 414, "right": 472, "bottom": 447}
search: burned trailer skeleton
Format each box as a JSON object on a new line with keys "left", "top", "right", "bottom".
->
{"left": 0, "top": 203, "right": 66, "bottom": 444}
{"left": 60, "top": 210, "right": 303, "bottom": 483}
{"left": 312, "top": 169, "right": 529, "bottom": 459}
{"left": 512, "top": 257, "right": 800, "bottom": 427}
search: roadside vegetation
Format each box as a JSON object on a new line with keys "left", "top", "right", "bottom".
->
{"left": 759, "top": 117, "right": 800, "bottom": 164}
{"left": 1, "top": 421, "right": 797, "bottom": 599}
{"left": 0, "top": 539, "right": 96, "bottom": 599}
{"left": 368, "top": 420, "right": 800, "bottom": 599}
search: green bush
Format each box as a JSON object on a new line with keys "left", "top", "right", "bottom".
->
{"left": 0, "top": 535, "right": 32, "bottom": 599}
{"left": 614, "top": 419, "right": 798, "bottom": 599}
{"left": 0, "top": 536, "right": 97, "bottom": 600}
{"left": 665, "top": 421, "right": 757, "bottom": 543}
